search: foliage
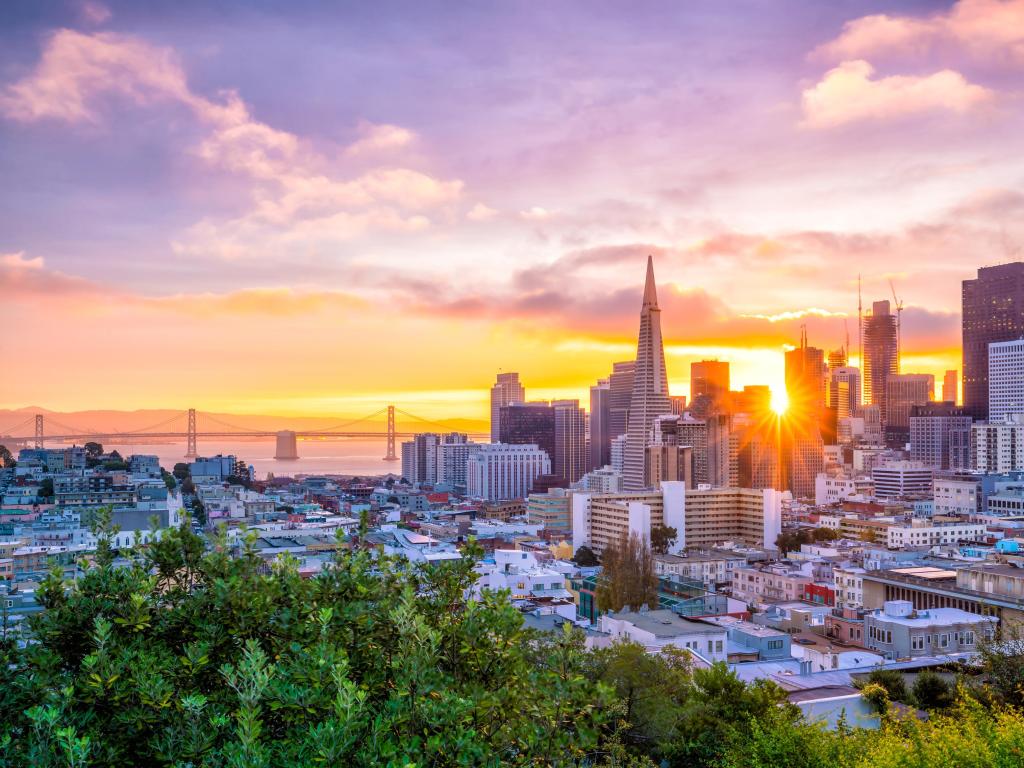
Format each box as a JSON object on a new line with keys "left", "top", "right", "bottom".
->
{"left": 161, "top": 470, "right": 176, "bottom": 492}
{"left": 911, "top": 670, "right": 954, "bottom": 711}
{"left": 83, "top": 442, "right": 103, "bottom": 458}
{"left": 979, "top": 619, "right": 1024, "bottom": 707}
{"left": 572, "top": 545, "right": 599, "bottom": 567}
{"left": 595, "top": 532, "right": 658, "bottom": 613}
{"left": 0, "top": 524, "right": 613, "bottom": 766}
{"left": 190, "top": 498, "right": 207, "bottom": 526}
{"left": 38, "top": 477, "right": 54, "bottom": 500}
{"left": 224, "top": 474, "right": 251, "bottom": 490}
{"left": 775, "top": 527, "right": 839, "bottom": 555}
{"left": 102, "top": 460, "right": 129, "bottom": 471}
{"left": 649, "top": 525, "right": 678, "bottom": 556}
{"left": 858, "top": 669, "right": 909, "bottom": 705}
{"left": 0, "top": 444, "right": 15, "bottom": 468}
{"left": 172, "top": 462, "right": 191, "bottom": 480}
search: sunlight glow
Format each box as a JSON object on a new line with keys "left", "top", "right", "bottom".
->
{"left": 770, "top": 388, "right": 789, "bottom": 415}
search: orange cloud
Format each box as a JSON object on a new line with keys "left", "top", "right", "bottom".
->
{"left": 801, "top": 60, "right": 992, "bottom": 128}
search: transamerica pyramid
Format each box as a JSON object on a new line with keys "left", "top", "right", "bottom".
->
{"left": 622, "top": 255, "right": 672, "bottom": 490}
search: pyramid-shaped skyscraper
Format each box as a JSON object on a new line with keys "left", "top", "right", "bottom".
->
{"left": 622, "top": 255, "right": 672, "bottom": 490}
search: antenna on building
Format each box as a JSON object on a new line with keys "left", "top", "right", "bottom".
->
{"left": 889, "top": 279, "right": 904, "bottom": 374}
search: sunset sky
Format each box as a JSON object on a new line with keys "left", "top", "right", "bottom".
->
{"left": 3, "top": 0, "right": 1024, "bottom": 421}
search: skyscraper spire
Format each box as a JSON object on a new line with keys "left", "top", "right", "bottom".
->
{"left": 623, "top": 255, "right": 672, "bottom": 490}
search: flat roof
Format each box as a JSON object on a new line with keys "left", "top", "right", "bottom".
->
{"left": 608, "top": 609, "right": 722, "bottom": 638}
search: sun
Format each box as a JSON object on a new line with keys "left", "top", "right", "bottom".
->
{"left": 770, "top": 388, "right": 789, "bottom": 415}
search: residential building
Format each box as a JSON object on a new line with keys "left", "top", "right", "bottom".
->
{"left": 436, "top": 437, "right": 481, "bottom": 488}
{"left": 988, "top": 339, "right": 1024, "bottom": 421}
{"left": 885, "top": 520, "right": 986, "bottom": 549}
{"left": 864, "top": 600, "right": 997, "bottom": 660}
{"left": 863, "top": 300, "right": 899, "bottom": 424}
{"left": 731, "top": 563, "right": 812, "bottom": 605}
{"left": 466, "top": 443, "right": 551, "bottom": 502}
{"left": 575, "top": 466, "right": 623, "bottom": 494}
{"left": 703, "top": 615, "right": 791, "bottom": 660}
{"left": 933, "top": 475, "right": 981, "bottom": 516}
{"left": 815, "top": 470, "right": 873, "bottom": 505}
{"left": 490, "top": 372, "right": 525, "bottom": 442}
{"left": 909, "top": 403, "right": 972, "bottom": 471}
{"left": 833, "top": 565, "right": 866, "bottom": 611}
{"left": 972, "top": 415, "right": 1024, "bottom": 472}
{"left": 623, "top": 256, "right": 673, "bottom": 490}
{"left": 962, "top": 262, "right": 1024, "bottom": 419}
{"left": 598, "top": 609, "right": 728, "bottom": 660}
{"left": 526, "top": 488, "right": 572, "bottom": 532}
{"left": 400, "top": 433, "right": 441, "bottom": 485}
{"left": 653, "top": 549, "right": 747, "bottom": 590}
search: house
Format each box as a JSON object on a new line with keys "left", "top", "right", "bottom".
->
{"left": 597, "top": 609, "right": 728, "bottom": 661}
{"left": 864, "top": 600, "right": 997, "bottom": 660}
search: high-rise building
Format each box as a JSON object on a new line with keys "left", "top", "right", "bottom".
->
{"left": 623, "top": 256, "right": 673, "bottom": 490}
{"left": 706, "top": 413, "right": 732, "bottom": 488}
{"left": 828, "top": 367, "right": 861, "bottom": 420}
{"left": 490, "top": 372, "right": 525, "bottom": 441}
{"left": 885, "top": 373, "right": 934, "bottom": 443}
{"left": 785, "top": 335, "right": 827, "bottom": 414}
{"left": 690, "top": 360, "right": 730, "bottom": 412}
{"left": 403, "top": 433, "right": 479, "bottom": 487}
{"left": 646, "top": 414, "right": 701, "bottom": 487}
{"left": 863, "top": 300, "right": 898, "bottom": 422}
{"left": 909, "top": 403, "right": 971, "bottom": 471}
{"left": 467, "top": 443, "right": 551, "bottom": 501}
{"left": 669, "top": 395, "right": 687, "bottom": 415}
{"left": 498, "top": 402, "right": 555, "bottom": 467}
{"left": 942, "top": 369, "right": 958, "bottom": 405}
{"left": 729, "top": 385, "right": 772, "bottom": 418}
{"left": 828, "top": 347, "right": 848, "bottom": 370}
{"left": 610, "top": 434, "right": 628, "bottom": 473}
{"left": 589, "top": 378, "right": 611, "bottom": 471}
{"left": 988, "top": 340, "right": 1024, "bottom": 422}
{"left": 972, "top": 415, "right": 1024, "bottom": 472}
{"left": 963, "top": 263, "right": 1024, "bottom": 419}
{"left": 436, "top": 436, "right": 482, "bottom": 489}
{"left": 608, "top": 360, "right": 636, "bottom": 443}
{"left": 552, "top": 399, "right": 588, "bottom": 484}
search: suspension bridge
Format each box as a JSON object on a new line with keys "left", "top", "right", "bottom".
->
{"left": 0, "top": 406, "right": 487, "bottom": 461}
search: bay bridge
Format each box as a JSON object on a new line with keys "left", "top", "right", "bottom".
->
{"left": 0, "top": 406, "right": 487, "bottom": 461}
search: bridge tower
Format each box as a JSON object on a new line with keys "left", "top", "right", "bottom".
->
{"left": 34, "top": 414, "right": 43, "bottom": 449}
{"left": 185, "top": 408, "right": 197, "bottom": 459}
{"left": 383, "top": 405, "right": 398, "bottom": 461}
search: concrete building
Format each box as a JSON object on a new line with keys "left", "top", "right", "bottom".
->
{"left": 988, "top": 339, "right": 1024, "bottom": 422}
{"left": 607, "top": 360, "right": 636, "bottom": 447}
{"left": 572, "top": 484, "right": 782, "bottom": 557}
{"left": 864, "top": 600, "right": 997, "bottom": 660}
{"left": 490, "top": 372, "right": 525, "bottom": 442}
{"left": 552, "top": 399, "right": 588, "bottom": 484}
{"left": 885, "top": 374, "right": 934, "bottom": 443}
{"left": 691, "top": 360, "right": 730, "bottom": 413}
{"left": 703, "top": 615, "right": 791, "bottom": 660}
{"left": 598, "top": 609, "right": 728, "bottom": 660}
{"left": 526, "top": 488, "right": 572, "bottom": 532}
{"left": 815, "top": 470, "right": 873, "bottom": 505}
{"left": 589, "top": 378, "right": 611, "bottom": 471}
{"left": 575, "top": 466, "right": 623, "bottom": 494}
{"left": 466, "top": 443, "right": 551, "bottom": 502}
{"left": 962, "top": 263, "right": 1024, "bottom": 419}
{"left": 828, "top": 367, "right": 862, "bottom": 420}
{"left": 833, "top": 565, "right": 866, "bottom": 611}
{"left": 653, "top": 549, "right": 748, "bottom": 590}
{"left": 933, "top": 475, "right": 982, "bottom": 516}
{"left": 909, "top": 403, "right": 971, "bottom": 471}
{"left": 436, "top": 436, "right": 481, "bottom": 488}
{"left": 623, "top": 256, "right": 673, "bottom": 490}
{"left": 972, "top": 415, "right": 1024, "bottom": 472}
{"left": 863, "top": 300, "right": 899, "bottom": 424}
{"left": 872, "top": 461, "right": 933, "bottom": 498}
{"left": 943, "top": 369, "right": 958, "bottom": 405}
{"left": 885, "top": 520, "right": 986, "bottom": 549}
{"left": 498, "top": 402, "right": 556, "bottom": 471}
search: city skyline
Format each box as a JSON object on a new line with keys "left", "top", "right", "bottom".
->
{"left": 4, "top": 0, "right": 1024, "bottom": 417}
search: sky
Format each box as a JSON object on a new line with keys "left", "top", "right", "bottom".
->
{"left": 2, "top": 0, "right": 1024, "bottom": 421}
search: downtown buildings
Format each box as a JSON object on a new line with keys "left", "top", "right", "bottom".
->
{"left": 490, "top": 372, "right": 525, "bottom": 441}
{"left": 862, "top": 299, "right": 899, "bottom": 426}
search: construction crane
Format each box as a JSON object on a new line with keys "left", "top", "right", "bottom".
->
{"left": 889, "top": 278, "right": 904, "bottom": 373}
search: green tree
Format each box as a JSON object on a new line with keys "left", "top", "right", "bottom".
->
{"left": 859, "top": 668, "right": 909, "bottom": 704}
{"left": 0, "top": 444, "right": 15, "bottom": 468}
{"left": 573, "top": 545, "right": 599, "bottom": 567}
{"left": 83, "top": 442, "right": 103, "bottom": 457}
{"left": 649, "top": 525, "right": 678, "bottom": 555}
{"left": 978, "top": 618, "right": 1024, "bottom": 707}
{"left": 172, "top": 462, "right": 191, "bottom": 480}
{"left": 912, "top": 669, "right": 954, "bottom": 711}
{"left": 38, "top": 478, "right": 54, "bottom": 500}
{"left": 596, "top": 532, "right": 658, "bottom": 613}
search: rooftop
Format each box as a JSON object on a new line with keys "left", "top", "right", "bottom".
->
{"left": 607, "top": 609, "right": 722, "bottom": 638}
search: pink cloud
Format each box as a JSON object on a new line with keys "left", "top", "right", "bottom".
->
{"left": 801, "top": 60, "right": 992, "bottom": 128}
{"left": 815, "top": 0, "right": 1024, "bottom": 64}
{"left": 344, "top": 121, "right": 416, "bottom": 156}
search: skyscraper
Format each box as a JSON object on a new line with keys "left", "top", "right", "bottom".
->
{"left": 909, "top": 403, "right": 971, "bottom": 471}
{"left": 589, "top": 378, "right": 611, "bottom": 470}
{"left": 942, "top": 369, "right": 958, "bottom": 405}
{"left": 863, "top": 300, "right": 898, "bottom": 423}
{"left": 498, "top": 402, "right": 555, "bottom": 466}
{"left": 785, "top": 333, "right": 827, "bottom": 414}
{"left": 962, "top": 263, "right": 1024, "bottom": 419}
{"left": 490, "top": 372, "right": 525, "bottom": 441}
{"left": 885, "top": 373, "right": 934, "bottom": 444}
{"left": 690, "top": 360, "right": 730, "bottom": 412}
{"left": 607, "top": 360, "right": 636, "bottom": 443}
{"left": 623, "top": 256, "right": 672, "bottom": 490}
{"left": 552, "top": 399, "right": 588, "bottom": 484}
{"left": 988, "top": 340, "right": 1024, "bottom": 421}
{"left": 828, "top": 367, "right": 861, "bottom": 420}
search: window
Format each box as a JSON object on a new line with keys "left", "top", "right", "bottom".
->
{"left": 939, "top": 633, "right": 949, "bottom": 648}
{"left": 767, "top": 639, "right": 783, "bottom": 650}
{"left": 962, "top": 631, "right": 975, "bottom": 646}
{"left": 911, "top": 636, "right": 924, "bottom": 651}
{"left": 716, "top": 640, "right": 723, "bottom": 652}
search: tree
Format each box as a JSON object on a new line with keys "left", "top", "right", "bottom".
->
{"left": 859, "top": 668, "right": 909, "bottom": 704}
{"left": 0, "top": 444, "right": 14, "bottom": 468}
{"left": 596, "top": 532, "right": 658, "bottom": 613}
{"left": 978, "top": 618, "right": 1024, "bottom": 707}
{"left": 190, "top": 498, "right": 207, "bottom": 526}
{"left": 161, "top": 470, "right": 176, "bottom": 492}
{"left": 912, "top": 669, "right": 954, "bottom": 711}
{"left": 573, "top": 545, "right": 599, "bottom": 567}
{"left": 172, "top": 462, "right": 191, "bottom": 480}
{"left": 650, "top": 525, "right": 678, "bottom": 555}
{"left": 83, "top": 442, "right": 103, "bottom": 457}
{"left": 38, "top": 478, "right": 54, "bottom": 500}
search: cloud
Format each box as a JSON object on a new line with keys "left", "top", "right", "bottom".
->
{"left": 0, "top": 29, "right": 463, "bottom": 259}
{"left": 466, "top": 202, "right": 498, "bottom": 221}
{"left": 814, "top": 0, "right": 1024, "bottom": 64}
{"left": 520, "top": 206, "right": 553, "bottom": 220}
{"left": 344, "top": 121, "right": 416, "bottom": 156}
{"left": 801, "top": 60, "right": 992, "bottom": 128}
{"left": 79, "top": 1, "right": 112, "bottom": 25}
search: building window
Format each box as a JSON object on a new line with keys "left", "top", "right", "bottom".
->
{"left": 911, "top": 636, "right": 924, "bottom": 651}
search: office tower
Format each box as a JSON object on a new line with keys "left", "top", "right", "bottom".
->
{"left": 785, "top": 334, "right": 827, "bottom": 414}
{"left": 783, "top": 331, "right": 827, "bottom": 498}
{"left": 690, "top": 360, "right": 730, "bottom": 412}
{"left": 729, "top": 385, "right": 772, "bottom": 418}
{"left": 589, "top": 378, "right": 611, "bottom": 470}
{"left": 972, "top": 415, "right": 1024, "bottom": 472}
{"left": 857, "top": 404, "right": 884, "bottom": 445}
{"left": 646, "top": 414, "right": 703, "bottom": 487}
{"left": 437, "top": 435, "right": 482, "bottom": 489}
{"left": 828, "top": 347, "right": 848, "bottom": 370}
{"left": 706, "top": 413, "right": 732, "bottom": 488}
{"left": 670, "top": 395, "right": 687, "bottom": 415}
{"left": 988, "top": 340, "right": 1024, "bottom": 421}
{"left": 828, "top": 367, "right": 861, "bottom": 419}
{"left": 963, "top": 263, "right": 1024, "bottom": 419}
{"left": 785, "top": 432, "right": 824, "bottom": 500}
{"left": 552, "top": 399, "right": 587, "bottom": 484}
{"left": 607, "top": 360, "right": 636, "bottom": 443}
{"left": 623, "top": 256, "right": 673, "bottom": 490}
{"left": 610, "top": 434, "right": 628, "bottom": 473}
{"left": 498, "top": 402, "right": 555, "bottom": 467}
{"left": 942, "top": 369, "right": 958, "bottom": 405}
{"left": 909, "top": 403, "right": 971, "bottom": 471}
{"left": 863, "top": 300, "right": 898, "bottom": 422}
{"left": 885, "top": 373, "right": 934, "bottom": 444}
{"left": 490, "top": 372, "right": 525, "bottom": 441}
{"left": 466, "top": 443, "right": 551, "bottom": 501}
{"left": 733, "top": 414, "right": 780, "bottom": 490}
